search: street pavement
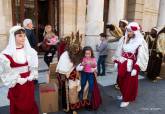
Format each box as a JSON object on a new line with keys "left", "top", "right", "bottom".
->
{"left": 0, "top": 57, "right": 165, "bottom": 114}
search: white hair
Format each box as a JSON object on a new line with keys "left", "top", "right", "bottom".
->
{"left": 23, "top": 19, "right": 32, "bottom": 27}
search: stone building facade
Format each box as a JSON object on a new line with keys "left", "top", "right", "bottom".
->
{"left": 0, "top": 0, "right": 165, "bottom": 52}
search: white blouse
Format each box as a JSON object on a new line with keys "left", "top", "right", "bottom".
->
{"left": 0, "top": 49, "right": 38, "bottom": 88}
{"left": 114, "top": 36, "right": 149, "bottom": 71}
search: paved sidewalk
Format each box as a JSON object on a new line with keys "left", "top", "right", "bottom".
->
{"left": 1, "top": 79, "right": 165, "bottom": 114}
{"left": 1, "top": 56, "right": 165, "bottom": 114}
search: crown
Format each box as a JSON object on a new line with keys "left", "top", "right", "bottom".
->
{"left": 64, "top": 31, "right": 83, "bottom": 49}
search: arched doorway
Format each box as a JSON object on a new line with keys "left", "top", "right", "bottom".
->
{"left": 11, "top": 0, "right": 59, "bottom": 51}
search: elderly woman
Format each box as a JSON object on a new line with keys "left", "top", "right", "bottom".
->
{"left": 113, "top": 22, "right": 149, "bottom": 107}
{"left": 0, "top": 26, "right": 39, "bottom": 114}
{"left": 23, "top": 18, "right": 36, "bottom": 49}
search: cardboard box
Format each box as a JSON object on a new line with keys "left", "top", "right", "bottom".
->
{"left": 49, "top": 78, "right": 59, "bottom": 88}
{"left": 49, "top": 63, "right": 57, "bottom": 79}
{"left": 46, "top": 71, "right": 59, "bottom": 88}
{"left": 48, "top": 62, "right": 60, "bottom": 87}
{"left": 39, "top": 83, "right": 59, "bottom": 113}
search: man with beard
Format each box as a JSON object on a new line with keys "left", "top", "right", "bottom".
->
{"left": 106, "top": 19, "right": 128, "bottom": 42}
{"left": 145, "top": 27, "right": 162, "bottom": 82}
{"left": 56, "top": 32, "right": 83, "bottom": 114}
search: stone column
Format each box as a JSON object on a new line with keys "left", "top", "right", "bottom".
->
{"left": 157, "top": 0, "right": 165, "bottom": 28}
{"left": 142, "top": 0, "right": 160, "bottom": 31}
{"left": 76, "top": 0, "right": 86, "bottom": 34}
{"left": 108, "top": 0, "right": 126, "bottom": 25}
{"left": 106, "top": 0, "right": 126, "bottom": 72}
{"left": 59, "top": 0, "right": 86, "bottom": 39}
{"left": 0, "top": 0, "right": 12, "bottom": 51}
{"left": 0, "top": 1, "right": 6, "bottom": 33}
{"left": 85, "top": 0, "right": 104, "bottom": 49}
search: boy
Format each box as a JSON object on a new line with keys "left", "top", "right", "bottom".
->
{"left": 96, "top": 33, "right": 108, "bottom": 76}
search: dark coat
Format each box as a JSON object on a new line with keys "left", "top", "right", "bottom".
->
{"left": 25, "top": 28, "right": 36, "bottom": 48}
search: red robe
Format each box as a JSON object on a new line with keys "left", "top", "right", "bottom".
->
{"left": 117, "top": 51, "right": 140, "bottom": 102}
{"left": 5, "top": 54, "right": 39, "bottom": 114}
{"left": 57, "top": 41, "right": 66, "bottom": 60}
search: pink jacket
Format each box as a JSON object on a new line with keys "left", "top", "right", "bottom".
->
{"left": 82, "top": 57, "right": 97, "bottom": 73}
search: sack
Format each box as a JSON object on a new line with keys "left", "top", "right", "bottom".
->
{"left": 91, "top": 78, "right": 102, "bottom": 110}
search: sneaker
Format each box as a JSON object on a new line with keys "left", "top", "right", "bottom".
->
{"left": 114, "top": 84, "right": 120, "bottom": 90}
{"left": 120, "top": 102, "right": 129, "bottom": 108}
{"left": 156, "top": 76, "right": 163, "bottom": 80}
{"left": 73, "top": 111, "right": 78, "bottom": 114}
{"left": 47, "top": 53, "right": 52, "bottom": 56}
{"left": 86, "top": 105, "right": 93, "bottom": 111}
{"left": 100, "top": 74, "right": 105, "bottom": 76}
{"left": 152, "top": 80, "right": 157, "bottom": 83}
{"left": 117, "top": 96, "right": 123, "bottom": 100}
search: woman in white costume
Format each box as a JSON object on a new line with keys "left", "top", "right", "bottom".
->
{"left": 113, "top": 22, "right": 149, "bottom": 107}
{"left": 0, "top": 26, "right": 39, "bottom": 114}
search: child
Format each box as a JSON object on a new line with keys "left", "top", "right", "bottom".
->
{"left": 78, "top": 46, "right": 97, "bottom": 109}
{"left": 42, "top": 25, "right": 59, "bottom": 66}
{"left": 96, "top": 33, "right": 108, "bottom": 76}
{"left": 0, "top": 26, "right": 39, "bottom": 114}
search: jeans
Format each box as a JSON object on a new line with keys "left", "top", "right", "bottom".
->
{"left": 44, "top": 45, "right": 56, "bottom": 66}
{"left": 97, "top": 55, "right": 107, "bottom": 75}
{"left": 79, "top": 71, "right": 94, "bottom": 102}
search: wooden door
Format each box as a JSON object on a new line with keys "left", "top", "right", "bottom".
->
{"left": 11, "top": 0, "right": 59, "bottom": 51}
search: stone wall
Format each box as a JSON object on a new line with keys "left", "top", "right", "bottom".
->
{"left": 108, "top": 0, "right": 127, "bottom": 25}
{"left": 127, "top": 0, "right": 160, "bottom": 32}
{"left": 157, "top": 0, "right": 165, "bottom": 28}
{"left": 0, "top": 0, "right": 12, "bottom": 51}
{"left": 142, "top": 0, "right": 160, "bottom": 31}
{"left": 0, "top": 0, "right": 163, "bottom": 51}
{"left": 59, "top": 0, "right": 86, "bottom": 37}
